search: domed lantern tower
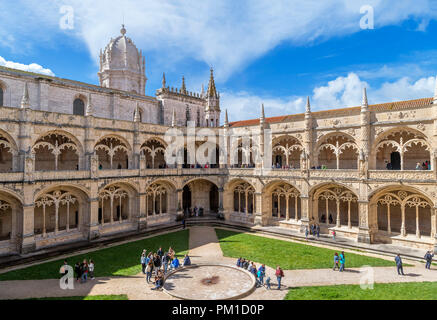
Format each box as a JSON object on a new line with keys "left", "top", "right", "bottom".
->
{"left": 98, "top": 25, "right": 147, "bottom": 95}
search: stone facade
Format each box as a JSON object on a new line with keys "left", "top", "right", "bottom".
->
{"left": 0, "top": 27, "right": 436, "bottom": 257}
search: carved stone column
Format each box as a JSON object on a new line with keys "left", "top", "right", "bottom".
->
{"left": 177, "top": 189, "right": 183, "bottom": 216}
{"left": 88, "top": 180, "right": 100, "bottom": 240}
{"left": 253, "top": 192, "right": 265, "bottom": 226}
{"left": 357, "top": 200, "right": 372, "bottom": 243}
{"left": 21, "top": 183, "right": 35, "bottom": 253}
{"left": 299, "top": 195, "right": 310, "bottom": 232}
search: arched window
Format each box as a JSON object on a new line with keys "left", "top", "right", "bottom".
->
{"left": 73, "top": 98, "right": 85, "bottom": 116}
{"left": 0, "top": 87, "right": 3, "bottom": 107}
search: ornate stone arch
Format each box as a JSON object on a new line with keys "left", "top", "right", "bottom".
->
{"left": 32, "top": 130, "right": 83, "bottom": 171}
{"left": 371, "top": 127, "right": 431, "bottom": 170}
{"left": 311, "top": 183, "right": 359, "bottom": 228}
{"left": 315, "top": 132, "right": 359, "bottom": 169}
{"left": 34, "top": 185, "right": 89, "bottom": 237}
{"left": 369, "top": 185, "right": 434, "bottom": 238}
{"left": 95, "top": 134, "right": 131, "bottom": 170}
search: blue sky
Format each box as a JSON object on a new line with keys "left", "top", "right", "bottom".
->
{"left": 1, "top": 0, "right": 437, "bottom": 122}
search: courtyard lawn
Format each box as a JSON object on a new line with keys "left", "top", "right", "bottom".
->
{"left": 215, "top": 229, "right": 395, "bottom": 270}
{"left": 285, "top": 282, "right": 437, "bottom": 300}
{"left": 26, "top": 294, "right": 129, "bottom": 300}
{"left": 0, "top": 230, "right": 189, "bottom": 281}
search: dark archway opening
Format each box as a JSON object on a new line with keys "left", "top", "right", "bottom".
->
{"left": 391, "top": 152, "right": 401, "bottom": 170}
{"left": 183, "top": 185, "right": 191, "bottom": 211}
{"left": 209, "top": 184, "right": 219, "bottom": 213}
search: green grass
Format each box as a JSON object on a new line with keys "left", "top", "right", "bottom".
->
{"left": 0, "top": 230, "right": 189, "bottom": 281}
{"left": 26, "top": 294, "right": 129, "bottom": 300}
{"left": 215, "top": 229, "right": 395, "bottom": 270}
{"left": 285, "top": 282, "right": 437, "bottom": 300}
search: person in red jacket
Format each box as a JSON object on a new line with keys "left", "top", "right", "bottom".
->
{"left": 275, "top": 266, "right": 284, "bottom": 290}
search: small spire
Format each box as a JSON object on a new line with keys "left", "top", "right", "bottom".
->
{"left": 201, "top": 84, "right": 205, "bottom": 98}
{"left": 181, "top": 76, "right": 187, "bottom": 94}
{"left": 162, "top": 73, "right": 166, "bottom": 89}
{"left": 224, "top": 109, "right": 229, "bottom": 127}
{"left": 361, "top": 87, "right": 369, "bottom": 110}
{"left": 85, "top": 93, "right": 93, "bottom": 116}
{"left": 433, "top": 76, "right": 437, "bottom": 105}
{"left": 305, "top": 96, "right": 311, "bottom": 113}
{"left": 120, "top": 24, "right": 126, "bottom": 36}
{"left": 134, "top": 102, "right": 141, "bottom": 122}
{"left": 21, "top": 82, "right": 30, "bottom": 109}
{"left": 171, "top": 109, "right": 176, "bottom": 127}
{"left": 260, "top": 104, "right": 265, "bottom": 126}
{"left": 207, "top": 68, "right": 217, "bottom": 98}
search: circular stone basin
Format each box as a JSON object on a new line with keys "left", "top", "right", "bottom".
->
{"left": 163, "top": 264, "right": 256, "bottom": 300}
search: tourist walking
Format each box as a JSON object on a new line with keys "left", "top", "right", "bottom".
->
{"left": 257, "top": 264, "right": 266, "bottom": 286}
{"left": 339, "top": 251, "right": 345, "bottom": 272}
{"left": 182, "top": 217, "right": 186, "bottom": 229}
{"left": 333, "top": 252, "right": 340, "bottom": 270}
{"left": 265, "top": 276, "right": 271, "bottom": 290}
{"left": 332, "top": 230, "right": 336, "bottom": 241}
{"left": 305, "top": 227, "right": 309, "bottom": 240}
{"left": 425, "top": 251, "right": 434, "bottom": 269}
{"left": 275, "top": 266, "right": 284, "bottom": 290}
{"left": 395, "top": 254, "right": 405, "bottom": 275}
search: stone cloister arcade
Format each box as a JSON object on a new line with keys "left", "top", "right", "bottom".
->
{"left": 1, "top": 92, "right": 437, "bottom": 256}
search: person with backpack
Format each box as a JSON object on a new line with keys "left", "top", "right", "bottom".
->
{"left": 257, "top": 264, "right": 266, "bottom": 287}
{"left": 333, "top": 253, "right": 340, "bottom": 270}
{"left": 395, "top": 254, "right": 404, "bottom": 275}
{"left": 275, "top": 266, "right": 284, "bottom": 290}
{"left": 425, "top": 251, "right": 434, "bottom": 270}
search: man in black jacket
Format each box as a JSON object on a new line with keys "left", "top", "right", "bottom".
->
{"left": 153, "top": 254, "right": 162, "bottom": 275}
{"left": 425, "top": 251, "right": 434, "bottom": 269}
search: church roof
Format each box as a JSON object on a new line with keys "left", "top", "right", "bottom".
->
{"left": 0, "top": 65, "right": 157, "bottom": 103}
{"left": 229, "top": 97, "right": 433, "bottom": 127}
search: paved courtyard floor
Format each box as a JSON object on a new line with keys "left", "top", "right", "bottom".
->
{"left": 0, "top": 226, "right": 436, "bottom": 300}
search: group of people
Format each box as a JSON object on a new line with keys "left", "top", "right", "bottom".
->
{"left": 304, "top": 224, "right": 321, "bottom": 239}
{"left": 416, "top": 161, "right": 431, "bottom": 170}
{"left": 184, "top": 206, "right": 204, "bottom": 217}
{"left": 272, "top": 163, "right": 297, "bottom": 170}
{"left": 73, "top": 259, "right": 95, "bottom": 283}
{"left": 333, "top": 252, "right": 346, "bottom": 272}
{"left": 140, "top": 246, "right": 191, "bottom": 290}
{"left": 236, "top": 258, "right": 285, "bottom": 290}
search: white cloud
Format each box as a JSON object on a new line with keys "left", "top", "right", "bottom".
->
{"left": 0, "top": 56, "right": 55, "bottom": 76}
{"left": 1, "top": 0, "right": 436, "bottom": 81}
{"left": 222, "top": 73, "right": 436, "bottom": 122}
